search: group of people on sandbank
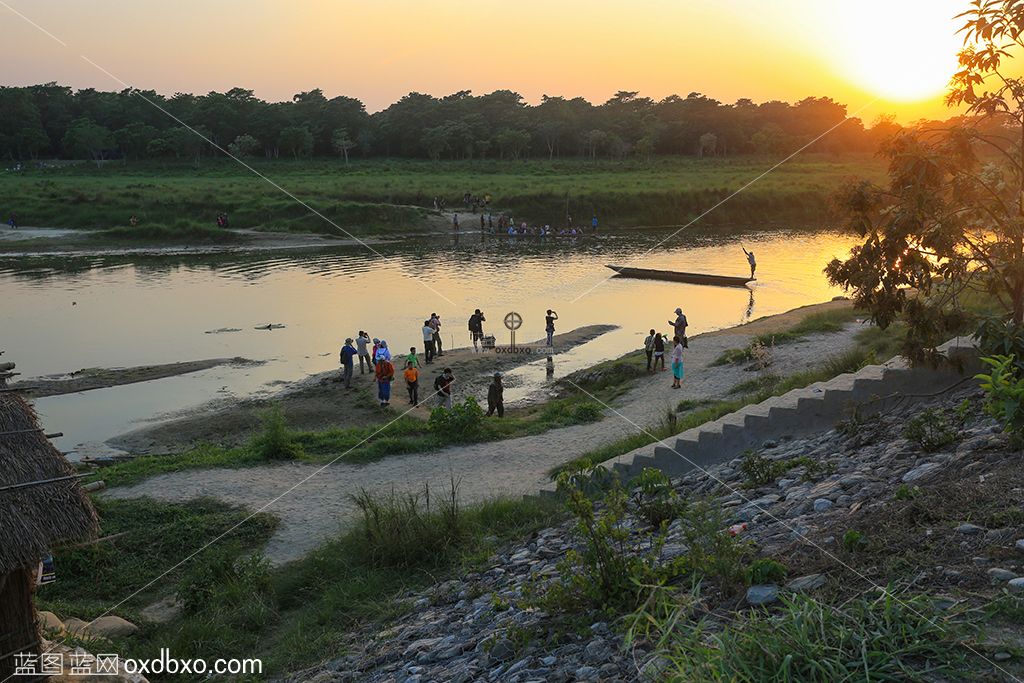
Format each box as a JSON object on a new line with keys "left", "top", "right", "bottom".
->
{"left": 337, "top": 307, "right": 558, "bottom": 414}
{"left": 451, "top": 206, "right": 599, "bottom": 240}
{"left": 642, "top": 307, "right": 690, "bottom": 389}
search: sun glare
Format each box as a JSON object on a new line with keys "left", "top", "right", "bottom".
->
{"left": 828, "top": 1, "right": 963, "bottom": 103}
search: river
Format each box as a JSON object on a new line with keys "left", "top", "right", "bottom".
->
{"left": 0, "top": 227, "right": 857, "bottom": 458}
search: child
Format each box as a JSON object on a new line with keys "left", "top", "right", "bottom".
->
{"left": 404, "top": 361, "right": 419, "bottom": 406}
{"left": 653, "top": 333, "right": 666, "bottom": 371}
{"left": 406, "top": 347, "right": 420, "bottom": 368}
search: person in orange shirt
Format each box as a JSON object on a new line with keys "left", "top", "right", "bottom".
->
{"left": 404, "top": 361, "right": 419, "bottom": 406}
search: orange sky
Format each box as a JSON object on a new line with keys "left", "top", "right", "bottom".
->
{"left": 0, "top": 0, "right": 968, "bottom": 122}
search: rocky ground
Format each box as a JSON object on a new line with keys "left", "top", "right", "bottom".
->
{"left": 286, "top": 385, "right": 1024, "bottom": 683}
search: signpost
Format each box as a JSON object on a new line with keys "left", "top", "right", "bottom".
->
{"left": 504, "top": 311, "right": 522, "bottom": 350}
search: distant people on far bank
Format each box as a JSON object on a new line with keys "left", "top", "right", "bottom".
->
{"left": 591, "top": 215, "right": 598, "bottom": 232}
{"left": 453, "top": 214, "right": 459, "bottom": 231}
{"left": 422, "top": 320, "right": 436, "bottom": 363}
{"left": 486, "top": 372, "right": 504, "bottom": 417}
{"left": 434, "top": 367, "right": 455, "bottom": 408}
{"left": 129, "top": 215, "right": 138, "bottom": 227}
{"left": 669, "top": 307, "right": 689, "bottom": 348}
{"left": 216, "top": 212, "right": 229, "bottom": 228}
{"left": 339, "top": 337, "right": 357, "bottom": 388}
{"left": 671, "top": 335, "right": 685, "bottom": 389}
{"left": 7, "top": 212, "right": 17, "bottom": 229}
{"left": 742, "top": 246, "right": 756, "bottom": 279}
{"left": 545, "top": 309, "right": 559, "bottom": 346}
{"left": 469, "top": 309, "right": 486, "bottom": 351}
{"left": 644, "top": 328, "right": 656, "bottom": 372}
{"left": 356, "top": 331, "right": 372, "bottom": 374}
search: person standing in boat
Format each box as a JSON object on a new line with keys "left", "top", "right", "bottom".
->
{"left": 742, "top": 247, "right": 756, "bottom": 279}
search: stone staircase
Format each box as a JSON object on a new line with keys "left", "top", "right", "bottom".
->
{"left": 541, "top": 337, "right": 980, "bottom": 495}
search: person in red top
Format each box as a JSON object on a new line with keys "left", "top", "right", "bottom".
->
{"left": 375, "top": 357, "right": 394, "bottom": 407}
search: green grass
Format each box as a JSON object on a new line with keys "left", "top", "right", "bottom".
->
{"left": 39, "top": 489, "right": 562, "bottom": 676}
{"left": 94, "top": 391, "right": 621, "bottom": 488}
{"left": 91, "top": 220, "right": 245, "bottom": 244}
{"left": 2, "top": 155, "right": 885, "bottom": 235}
{"left": 712, "top": 307, "right": 863, "bottom": 366}
{"left": 639, "top": 592, "right": 979, "bottom": 681}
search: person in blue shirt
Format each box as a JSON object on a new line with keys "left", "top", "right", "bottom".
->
{"left": 591, "top": 215, "right": 598, "bottom": 232}
{"left": 339, "top": 338, "right": 358, "bottom": 388}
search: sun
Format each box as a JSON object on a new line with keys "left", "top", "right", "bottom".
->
{"left": 827, "top": 1, "right": 963, "bottom": 102}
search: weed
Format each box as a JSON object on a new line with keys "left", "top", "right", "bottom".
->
{"left": 841, "top": 529, "right": 867, "bottom": 553}
{"left": 740, "top": 451, "right": 789, "bottom": 487}
{"left": 894, "top": 484, "right": 921, "bottom": 501}
{"left": 428, "top": 397, "right": 485, "bottom": 442}
{"left": 630, "top": 468, "right": 682, "bottom": 529}
{"left": 745, "top": 558, "right": 788, "bottom": 585}
{"left": 251, "top": 404, "right": 303, "bottom": 460}
{"left": 903, "top": 402, "right": 969, "bottom": 452}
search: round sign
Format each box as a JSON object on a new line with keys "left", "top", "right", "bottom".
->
{"left": 504, "top": 311, "right": 523, "bottom": 331}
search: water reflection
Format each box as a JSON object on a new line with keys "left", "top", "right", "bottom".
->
{"left": 0, "top": 228, "right": 856, "bottom": 453}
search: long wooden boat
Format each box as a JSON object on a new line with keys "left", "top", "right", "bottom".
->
{"left": 606, "top": 264, "right": 754, "bottom": 288}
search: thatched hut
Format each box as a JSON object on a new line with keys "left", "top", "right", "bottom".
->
{"left": 0, "top": 392, "right": 98, "bottom": 679}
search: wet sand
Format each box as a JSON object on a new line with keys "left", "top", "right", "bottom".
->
{"left": 109, "top": 324, "right": 617, "bottom": 455}
{"left": 13, "top": 357, "right": 263, "bottom": 397}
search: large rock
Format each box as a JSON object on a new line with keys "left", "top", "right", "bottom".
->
{"left": 84, "top": 615, "right": 139, "bottom": 639}
{"left": 36, "top": 610, "right": 64, "bottom": 634}
{"left": 901, "top": 462, "right": 939, "bottom": 483}
{"left": 746, "top": 585, "right": 779, "bottom": 606}
{"left": 786, "top": 574, "right": 826, "bottom": 593}
{"left": 62, "top": 617, "right": 89, "bottom": 635}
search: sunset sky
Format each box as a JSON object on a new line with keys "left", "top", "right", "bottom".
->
{"left": 2, "top": 0, "right": 967, "bottom": 122}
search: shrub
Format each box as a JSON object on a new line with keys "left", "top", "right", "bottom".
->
{"left": 177, "top": 545, "right": 274, "bottom": 625}
{"left": 903, "top": 402, "right": 968, "bottom": 452}
{"left": 676, "top": 498, "right": 751, "bottom": 594}
{"left": 976, "top": 354, "right": 1024, "bottom": 437}
{"left": 349, "top": 480, "right": 465, "bottom": 568}
{"left": 894, "top": 484, "right": 921, "bottom": 501}
{"left": 251, "top": 404, "right": 303, "bottom": 460}
{"left": 745, "top": 558, "right": 788, "bottom": 585}
{"left": 740, "top": 451, "right": 789, "bottom": 487}
{"left": 842, "top": 529, "right": 867, "bottom": 553}
{"left": 429, "top": 397, "right": 485, "bottom": 442}
{"left": 570, "top": 401, "right": 604, "bottom": 423}
{"left": 630, "top": 468, "right": 682, "bottom": 529}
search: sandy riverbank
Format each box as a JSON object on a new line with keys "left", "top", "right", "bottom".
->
{"left": 11, "top": 357, "right": 262, "bottom": 397}
{"left": 109, "top": 324, "right": 617, "bottom": 455}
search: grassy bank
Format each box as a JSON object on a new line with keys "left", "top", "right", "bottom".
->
{"left": 2, "top": 155, "right": 884, "bottom": 234}
{"left": 39, "top": 490, "right": 562, "bottom": 677}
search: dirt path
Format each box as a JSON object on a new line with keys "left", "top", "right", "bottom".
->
{"left": 105, "top": 316, "right": 866, "bottom": 565}
{"left": 13, "top": 357, "right": 262, "bottom": 398}
{"left": 109, "top": 325, "right": 616, "bottom": 454}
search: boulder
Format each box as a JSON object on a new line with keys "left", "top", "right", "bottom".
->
{"left": 84, "top": 615, "right": 139, "bottom": 639}
{"left": 36, "top": 610, "right": 64, "bottom": 634}
{"left": 746, "top": 585, "right": 779, "bottom": 606}
{"left": 63, "top": 617, "right": 89, "bottom": 635}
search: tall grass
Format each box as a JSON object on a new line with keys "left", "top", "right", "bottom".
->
{"left": 712, "top": 308, "right": 863, "bottom": 366}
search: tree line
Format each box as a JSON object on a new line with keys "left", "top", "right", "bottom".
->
{"left": 0, "top": 83, "right": 909, "bottom": 164}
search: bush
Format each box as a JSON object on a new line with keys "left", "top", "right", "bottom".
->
{"left": 349, "top": 479, "right": 464, "bottom": 568}
{"left": 745, "top": 558, "right": 788, "bottom": 585}
{"left": 177, "top": 545, "right": 275, "bottom": 627}
{"left": 251, "top": 404, "right": 303, "bottom": 460}
{"left": 740, "top": 451, "right": 789, "bottom": 487}
{"left": 571, "top": 401, "right": 604, "bottom": 423}
{"left": 903, "top": 401, "right": 969, "bottom": 452}
{"left": 429, "top": 397, "right": 485, "bottom": 442}
{"left": 676, "top": 498, "right": 751, "bottom": 594}
{"left": 976, "top": 355, "right": 1024, "bottom": 437}
{"left": 630, "top": 468, "right": 682, "bottom": 529}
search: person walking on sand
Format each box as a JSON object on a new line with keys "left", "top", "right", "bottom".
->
{"left": 669, "top": 308, "right": 689, "bottom": 348}
{"left": 469, "top": 309, "right": 486, "bottom": 351}
{"left": 742, "top": 247, "right": 756, "bottom": 280}
{"left": 434, "top": 367, "right": 455, "bottom": 408}
{"left": 356, "top": 332, "right": 372, "bottom": 374}
{"left": 486, "top": 372, "right": 504, "bottom": 417}
{"left": 545, "top": 309, "right": 558, "bottom": 346}
{"left": 671, "top": 335, "right": 685, "bottom": 388}
{"left": 430, "top": 313, "right": 444, "bottom": 356}
{"left": 375, "top": 356, "right": 395, "bottom": 407}
{"left": 404, "top": 361, "right": 419, "bottom": 406}
{"left": 644, "top": 328, "right": 656, "bottom": 373}
{"left": 339, "top": 337, "right": 357, "bottom": 389}
{"left": 422, "top": 320, "right": 436, "bottom": 364}
{"left": 653, "top": 332, "right": 666, "bottom": 371}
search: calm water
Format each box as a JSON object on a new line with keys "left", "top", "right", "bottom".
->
{"left": 1, "top": 228, "right": 856, "bottom": 456}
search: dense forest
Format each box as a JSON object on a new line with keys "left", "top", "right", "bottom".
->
{"left": 0, "top": 84, "right": 911, "bottom": 164}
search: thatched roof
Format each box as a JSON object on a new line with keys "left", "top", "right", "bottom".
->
{"left": 0, "top": 393, "right": 98, "bottom": 574}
